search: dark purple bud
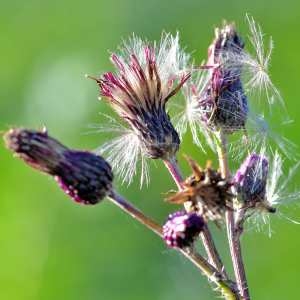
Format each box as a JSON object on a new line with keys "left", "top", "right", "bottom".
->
{"left": 233, "top": 153, "right": 269, "bottom": 205}
{"left": 200, "top": 23, "right": 248, "bottom": 133}
{"left": 163, "top": 211, "right": 204, "bottom": 248}
{"left": 4, "top": 128, "right": 113, "bottom": 205}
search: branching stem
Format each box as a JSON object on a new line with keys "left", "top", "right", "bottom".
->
{"left": 163, "top": 158, "right": 228, "bottom": 279}
{"left": 108, "top": 190, "right": 238, "bottom": 299}
{"left": 216, "top": 130, "right": 250, "bottom": 300}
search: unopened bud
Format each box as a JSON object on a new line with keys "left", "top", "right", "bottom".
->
{"left": 201, "top": 23, "right": 248, "bottom": 133}
{"left": 163, "top": 211, "right": 204, "bottom": 248}
{"left": 4, "top": 128, "right": 113, "bottom": 205}
{"left": 233, "top": 153, "right": 269, "bottom": 205}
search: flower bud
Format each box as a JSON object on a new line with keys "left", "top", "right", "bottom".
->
{"left": 233, "top": 153, "right": 269, "bottom": 205}
{"left": 163, "top": 211, "right": 204, "bottom": 248}
{"left": 4, "top": 128, "right": 113, "bottom": 205}
{"left": 200, "top": 23, "right": 248, "bottom": 133}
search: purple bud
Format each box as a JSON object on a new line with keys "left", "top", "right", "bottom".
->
{"left": 163, "top": 211, "right": 204, "bottom": 248}
{"left": 200, "top": 23, "right": 248, "bottom": 133}
{"left": 233, "top": 153, "right": 269, "bottom": 204}
{"left": 4, "top": 128, "right": 113, "bottom": 205}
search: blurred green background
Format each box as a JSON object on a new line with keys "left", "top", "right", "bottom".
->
{"left": 1, "top": 0, "right": 300, "bottom": 299}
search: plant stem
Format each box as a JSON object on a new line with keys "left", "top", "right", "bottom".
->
{"left": 163, "top": 158, "right": 183, "bottom": 190}
{"left": 216, "top": 130, "right": 250, "bottom": 300}
{"left": 108, "top": 191, "right": 162, "bottom": 236}
{"left": 200, "top": 225, "right": 227, "bottom": 277}
{"left": 163, "top": 158, "right": 227, "bottom": 278}
{"left": 107, "top": 190, "right": 238, "bottom": 299}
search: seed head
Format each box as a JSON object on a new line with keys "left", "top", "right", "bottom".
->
{"left": 4, "top": 128, "right": 113, "bottom": 205}
{"left": 200, "top": 22, "right": 248, "bottom": 133}
{"left": 163, "top": 211, "right": 204, "bottom": 248}
{"left": 92, "top": 33, "right": 189, "bottom": 160}
{"left": 167, "top": 158, "right": 232, "bottom": 221}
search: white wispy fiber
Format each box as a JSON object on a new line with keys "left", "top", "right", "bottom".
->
{"left": 173, "top": 67, "right": 215, "bottom": 152}
{"left": 90, "top": 114, "right": 149, "bottom": 187}
{"left": 265, "top": 152, "right": 300, "bottom": 207}
{"left": 122, "top": 32, "right": 190, "bottom": 81}
{"left": 250, "top": 151, "right": 300, "bottom": 234}
{"left": 221, "top": 15, "right": 283, "bottom": 107}
{"left": 229, "top": 113, "right": 298, "bottom": 161}
{"left": 103, "top": 32, "right": 190, "bottom": 119}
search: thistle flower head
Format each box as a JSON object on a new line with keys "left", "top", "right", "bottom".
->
{"left": 201, "top": 22, "right": 248, "bottom": 133}
{"left": 163, "top": 211, "right": 205, "bottom": 248}
{"left": 177, "top": 22, "right": 249, "bottom": 143}
{"left": 93, "top": 33, "right": 189, "bottom": 161}
{"left": 4, "top": 128, "right": 113, "bottom": 205}
{"left": 233, "top": 153, "right": 270, "bottom": 208}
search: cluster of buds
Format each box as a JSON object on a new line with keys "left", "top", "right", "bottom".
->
{"left": 3, "top": 16, "right": 299, "bottom": 300}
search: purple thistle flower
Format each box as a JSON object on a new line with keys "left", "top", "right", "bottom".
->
{"left": 163, "top": 211, "right": 204, "bottom": 248}
{"left": 4, "top": 128, "right": 113, "bottom": 205}
{"left": 200, "top": 22, "right": 248, "bottom": 133}
{"left": 92, "top": 34, "right": 189, "bottom": 161}
{"left": 233, "top": 153, "right": 269, "bottom": 206}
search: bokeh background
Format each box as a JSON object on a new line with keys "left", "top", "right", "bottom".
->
{"left": 1, "top": 1, "right": 300, "bottom": 299}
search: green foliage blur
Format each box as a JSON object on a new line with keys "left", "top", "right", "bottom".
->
{"left": 1, "top": 1, "right": 300, "bottom": 299}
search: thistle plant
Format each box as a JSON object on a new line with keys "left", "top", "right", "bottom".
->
{"left": 3, "top": 16, "right": 300, "bottom": 300}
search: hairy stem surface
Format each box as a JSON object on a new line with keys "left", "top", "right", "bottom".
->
{"left": 216, "top": 130, "right": 250, "bottom": 300}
